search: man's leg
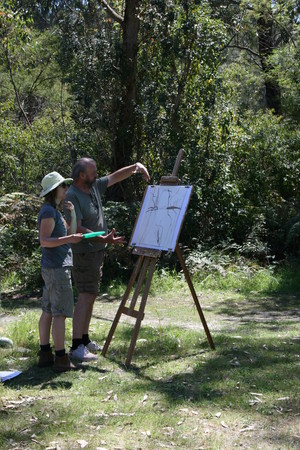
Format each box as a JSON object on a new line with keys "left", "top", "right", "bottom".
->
{"left": 71, "top": 250, "right": 104, "bottom": 355}
{"left": 72, "top": 292, "right": 97, "bottom": 339}
{"left": 70, "top": 292, "right": 98, "bottom": 361}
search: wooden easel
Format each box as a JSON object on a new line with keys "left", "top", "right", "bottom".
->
{"left": 102, "top": 150, "right": 215, "bottom": 366}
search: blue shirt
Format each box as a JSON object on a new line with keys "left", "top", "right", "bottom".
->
{"left": 38, "top": 203, "right": 73, "bottom": 268}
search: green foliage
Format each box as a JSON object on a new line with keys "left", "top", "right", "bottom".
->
{"left": 0, "top": 0, "right": 299, "bottom": 291}
{"left": 0, "top": 192, "right": 42, "bottom": 291}
{"left": 102, "top": 201, "right": 140, "bottom": 282}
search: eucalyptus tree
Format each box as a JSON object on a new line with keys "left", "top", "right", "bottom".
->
{"left": 210, "top": 0, "right": 299, "bottom": 116}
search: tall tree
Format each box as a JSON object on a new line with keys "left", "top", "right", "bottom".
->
{"left": 100, "top": 0, "right": 140, "bottom": 199}
{"left": 213, "top": 0, "right": 299, "bottom": 115}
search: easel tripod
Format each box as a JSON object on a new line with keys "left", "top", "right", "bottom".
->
{"left": 102, "top": 150, "right": 215, "bottom": 366}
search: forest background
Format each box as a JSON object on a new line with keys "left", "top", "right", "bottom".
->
{"left": 0, "top": 0, "right": 299, "bottom": 293}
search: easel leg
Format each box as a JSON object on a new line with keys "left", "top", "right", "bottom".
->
{"left": 125, "top": 257, "right": 158, "bottom": 366}
{"left": 176, "top": 245, "right": 215, "bottom": 350}
{"left": 128, "top": 257, "right": 151, "bottom": 313}
{"left": 102, "top": 256, "right": 144, "bottom": 357}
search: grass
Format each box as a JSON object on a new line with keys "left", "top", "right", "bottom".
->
{"left": 0, "top": 263, "right": 300, "bottom": 449}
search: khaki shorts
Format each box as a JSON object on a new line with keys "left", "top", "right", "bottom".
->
{"left": 72, "top": 251, "right": 105, "bottom": 294}
{"left": 41, "top": 267, "right": 74, "bottom": 318}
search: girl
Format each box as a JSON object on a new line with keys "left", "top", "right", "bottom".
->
{"left": 38, "top": 171, "right": 82, "bottom": 371}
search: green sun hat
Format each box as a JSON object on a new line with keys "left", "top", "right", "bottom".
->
{"left": 40, "top": 171, "right": 73, "bottom": 197}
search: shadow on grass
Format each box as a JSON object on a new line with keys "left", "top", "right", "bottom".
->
{"left": 2, "top": 364, "right": 73, "bottom": 389}
{"left": 213, "top": 293, "right": 300, "bottom": 328}
{"left": 0, "top": 290, "right": 123, "bottom": 313}
{"left": 0, "top": 290, "right": 42, "bottom": 311}
{"left": 1, "top": 356, "right": 110, "bottom": 390}
{"left": 103, "top": 324, "right": 300, "bottom": 411}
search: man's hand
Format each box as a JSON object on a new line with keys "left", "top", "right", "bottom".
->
{"left": 96, "top": 228, "right": 126, "bottom": 245}
{"left": 134, "top": 163, "right": 150, "bottom": 182}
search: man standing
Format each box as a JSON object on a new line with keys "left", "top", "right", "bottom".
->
{"left": 65, "top": 158, "right": 150, "bottom": 361}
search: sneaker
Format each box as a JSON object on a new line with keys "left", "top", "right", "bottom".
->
{"left": 69, "top": 344, "right": 98, "bottom": 362}
{"left": 86, "top": 341, "right": 103, "bottom": 353}
{"left": 53, "top": 354, "right": 78, "bottom": 372}
{"left": 37, "top": 349, "right": 54, "bottom": 367}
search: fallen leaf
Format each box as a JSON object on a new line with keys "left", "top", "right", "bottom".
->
{"left": 77, "top": 440, "right": 88, "bottom": 448}
{"left": 6, "top": 400, "right": 25, "bottom": 405}
{"left": 141, "top": 430, "right": 151, "bottom": 437}
{"left": 240, "top": 425, "right": 256, "bottom": 433}
{"left": 230, "top": 358, "right": 240, "bottom": 367}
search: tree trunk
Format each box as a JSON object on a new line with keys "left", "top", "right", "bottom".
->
{"left": 110, "top": 0, "right": 140, "bottom": 200}
{"left": 257, "top": 9, "right": 282, "bottom": 115}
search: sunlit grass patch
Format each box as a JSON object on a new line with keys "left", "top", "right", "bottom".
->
{"left": 0, "top": 260, "right": 299, "bottom": 449}
{"left": 0, "top": 271, "right": 22, "bottom": 293}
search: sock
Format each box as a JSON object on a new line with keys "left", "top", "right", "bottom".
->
{"left": 82, "top": 334, "right": 91, "bottom": 346}
{"left": 71, "top": 338, "right": 83, "bottom": 350}
{"left": 55, "top": 349, "right": 66, "bottom": 357}
{"left": 40, "top": 344, "right": 51, "bottom": 352}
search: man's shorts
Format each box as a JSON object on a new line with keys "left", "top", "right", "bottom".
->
{"left": 41, "top": 267, "right": 74, "bottom": 317}
{"left": 72, "top": 250, "right": 105, "bottom": 294}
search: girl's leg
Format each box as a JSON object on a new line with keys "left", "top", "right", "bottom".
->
{"left": 52, "top": 316, "right": 77, "bottom": 372}
{"left": 38, "top": 311, "right": 54, "bottom": 367}
{"left": 52, "top": 315, "right": 66, "bottom": 351}
{"left": 39, "top": 311, "right": 52, "bottom": 345}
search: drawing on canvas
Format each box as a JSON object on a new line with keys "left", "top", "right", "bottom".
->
{"left": 130, "top": 185, "right": 193, "bottom": 252}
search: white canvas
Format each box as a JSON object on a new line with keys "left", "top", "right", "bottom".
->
{"left": 130, "top": 185, "right": 193, "bottom": 252}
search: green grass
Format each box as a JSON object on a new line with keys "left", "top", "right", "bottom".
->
{"left": 104, "top": 260, "right": 300, "bottom": 298}
{"left": 0, "top": 271, "right": 22, "bottom": 293}
{"left": 0, "top": 265, "right": 299, "bottom": 449}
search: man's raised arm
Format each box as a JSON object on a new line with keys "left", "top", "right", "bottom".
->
{"left": 107, "top": 163, "right": 150, "bottom": 187}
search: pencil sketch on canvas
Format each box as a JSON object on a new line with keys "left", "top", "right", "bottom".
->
{"left": 130, "top": 185, "right": 193, "bottom": 252}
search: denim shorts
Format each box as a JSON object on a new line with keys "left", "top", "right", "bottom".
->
{"left": 72, "top": 251, "right": 105, "bottom": 294}
{"left": 41, "top": 267, "right": 74, "bottom": 317}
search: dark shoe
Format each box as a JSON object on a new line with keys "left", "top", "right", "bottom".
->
{"left": 53, "top": 354, "right": 78, "bottom": 372}
{"left": 37, "top": 349, "right": 54, "bottom": 367}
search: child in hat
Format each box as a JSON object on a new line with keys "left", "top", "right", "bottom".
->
{"left": 38, "top": 171, "right": 82, "bottom": 371}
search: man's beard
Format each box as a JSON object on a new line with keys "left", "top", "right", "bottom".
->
{"left": 84, "top": 178, "right": 95, "bottom": 189}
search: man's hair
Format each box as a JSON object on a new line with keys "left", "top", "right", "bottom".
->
{"left": 71, "top": 157, "right": 96, "bottom": 181}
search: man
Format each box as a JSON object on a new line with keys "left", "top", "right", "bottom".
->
{"left": 65, "top": 157, "right": 150, "bottom": 361}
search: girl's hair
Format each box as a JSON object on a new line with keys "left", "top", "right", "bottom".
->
{"left": 44, "top": 187, "right": 63, "bottom": 209}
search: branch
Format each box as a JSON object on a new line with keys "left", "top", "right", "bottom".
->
{"left": 226, "top": 45, "right": 260, "bottom": 58}
{"left": 3, "top": 45, "right": 32, "bottom": 129}
{"left": 60, "top": 81, "right": 76, "bottom": 165}
{"left": 100, "top": 0, "right": 124, "bottom": 24}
